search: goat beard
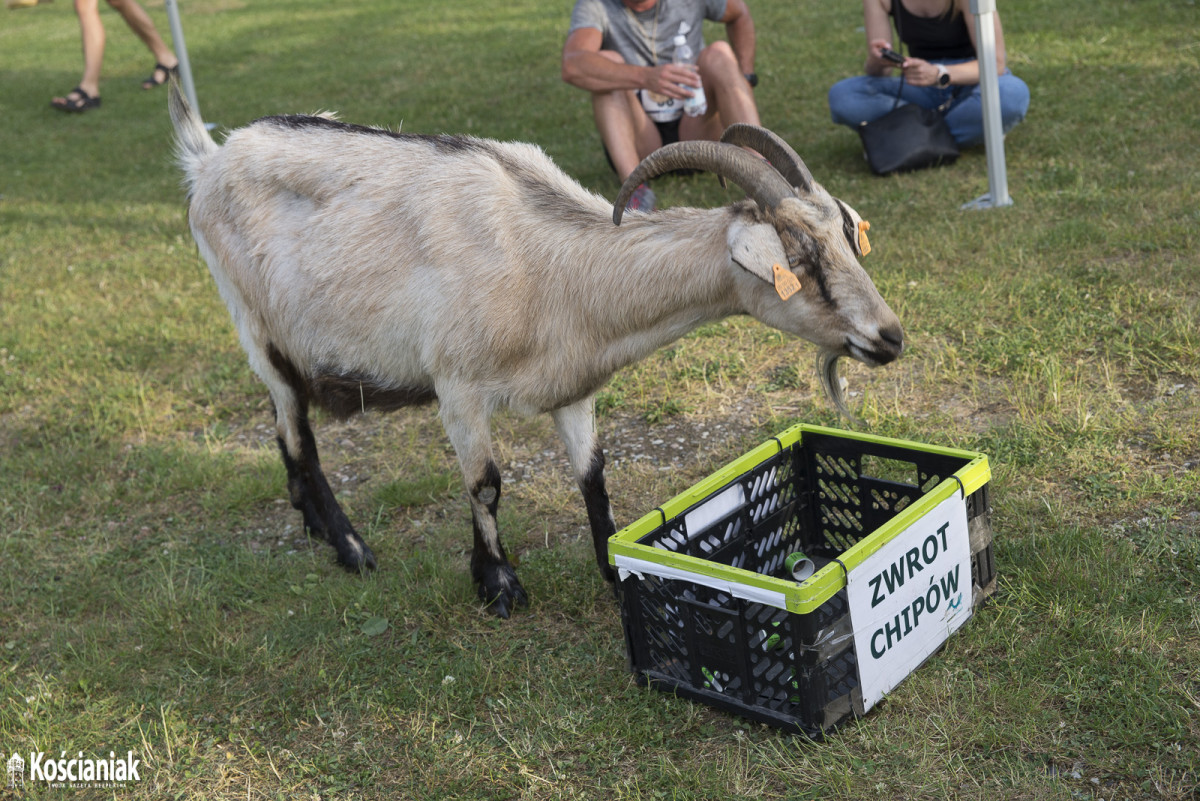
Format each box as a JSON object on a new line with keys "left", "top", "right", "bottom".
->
{"left": 817, "top": 349, "right": 862, "bottom": 425}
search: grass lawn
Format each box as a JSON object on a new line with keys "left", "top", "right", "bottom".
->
{"left": 1, "top": 0, "right": 1197, "bottom": 798}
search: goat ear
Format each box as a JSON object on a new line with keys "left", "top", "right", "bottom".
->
{"left": 728, "top": 222, "right": 788, "bottom": 285}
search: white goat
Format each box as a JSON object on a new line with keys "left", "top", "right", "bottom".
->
{"left": 169, "top": 83, "right": 903, "bottom": 617}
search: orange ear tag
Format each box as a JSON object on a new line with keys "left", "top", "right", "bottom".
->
{"left": 772, "top": 263, "right": 801, "bottom": 301}
{"left": 858, "top": 220, "right": 872, "bottom": 256}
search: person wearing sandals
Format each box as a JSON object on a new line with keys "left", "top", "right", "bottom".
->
{"left": 827, "top": 0, "right": 1029, "bottom": 148}
{"left": 51, "top": 0, "right": 179, "bottom": 112}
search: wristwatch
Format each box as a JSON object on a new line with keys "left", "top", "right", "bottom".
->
{"left": 935, "top": 64, "right": 951, "bottom": 87}
{"left": 744, "top": 72, "right": 758, "bottom": 88}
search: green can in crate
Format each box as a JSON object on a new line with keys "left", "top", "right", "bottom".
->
{"left": 608, "top": 423, "right": 995, "bottom": 738}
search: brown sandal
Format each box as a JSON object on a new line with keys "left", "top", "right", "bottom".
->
{"left": 51, "top": 86, "right": 101, "bottom": 112}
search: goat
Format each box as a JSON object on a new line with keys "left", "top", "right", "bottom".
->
{"left": 168, "top": 83, "right": 903, "bottom": 617}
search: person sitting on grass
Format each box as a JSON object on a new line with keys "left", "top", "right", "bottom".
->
{"left": 51, "top": 0, "right": 180, "bottom": 113}
{"left": 827, "top": 0, "right": 1029, "bottom": 149}
{"left": 561, "top": 0, "right": 762, "bottom": 212}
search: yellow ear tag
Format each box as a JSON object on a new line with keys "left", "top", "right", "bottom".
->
{"left": 772, "top": 263, "right": 801, "bottom": 301}
{"left": 858, "top": 220, "right": 872, "bottom": 256}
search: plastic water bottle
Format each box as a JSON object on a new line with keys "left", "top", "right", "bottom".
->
{"left": 672, "top": 34, "right": 707, "bottom": 117}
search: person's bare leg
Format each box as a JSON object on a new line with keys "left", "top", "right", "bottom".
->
{"left": 590, "top": 51, "right": 662, "bottom": 181}
{"left": 593, "top": 90, "right": 662, "bottom": 181}
{"left": 679, "top": 40, "right": 759, "bottom": 142}
{"left": 107, "top": 0, "right": 177, "bottom": 69}
{"left": 51, "top": 0, "right": 104, "bottom": 106}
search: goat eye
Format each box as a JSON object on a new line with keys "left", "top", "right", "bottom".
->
{"left": 787, "top": 255, "right": 802, "bottom": 269}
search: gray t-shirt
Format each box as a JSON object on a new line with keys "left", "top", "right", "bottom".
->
{"left": 569, "top": 0, "right": 728, "bottom": 68}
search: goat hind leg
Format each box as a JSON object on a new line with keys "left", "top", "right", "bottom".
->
{"left": 267, "top": 367, "right": 376, "bottom": 571}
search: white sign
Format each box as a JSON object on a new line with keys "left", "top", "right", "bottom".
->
{"left": 847, "top": 493, "right": 973, "bottom": 712}
{"left": 684, "top": 483, "right": 744, "bottom": 538}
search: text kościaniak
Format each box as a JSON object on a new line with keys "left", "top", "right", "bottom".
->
{"left": 25, "top": 750, "right": 142, "bottom": 784}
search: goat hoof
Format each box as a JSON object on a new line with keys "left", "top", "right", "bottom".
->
{"left": 477, "top": 564, "right": 528, "bottom": 619}
{"left": 336, "top": 536, "right": 377, "bottom": 573}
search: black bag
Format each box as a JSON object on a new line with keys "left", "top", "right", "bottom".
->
{"left": 856, "top": 14, "right": 959, "bottom": 176}
{"left": 857, "top": 100, "right": 959, "bottom": 176}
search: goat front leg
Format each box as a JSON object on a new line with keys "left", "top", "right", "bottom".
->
{"left": 265, "top": 347, "right": 376, "bottom": 571}
{"left": 553, "top": 398, "right": 617, "bottom": 583}
{"left": 439, "top": 396, "right": 527, "bottom": 617}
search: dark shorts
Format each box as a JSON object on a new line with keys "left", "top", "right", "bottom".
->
{"left": 603, "top": 117, "right": 682, "bottom": 174}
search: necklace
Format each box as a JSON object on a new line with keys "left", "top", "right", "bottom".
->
{"left": 624, "top": 0, "right": 661, "bottom": 67}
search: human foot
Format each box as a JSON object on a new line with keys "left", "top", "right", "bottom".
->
{"left": 50, "top": 86, "right": 101, "bottom": 112}
{"left": 141, "top": 61, "right": 179, "bottom": 89}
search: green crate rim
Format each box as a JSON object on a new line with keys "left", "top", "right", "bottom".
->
{"left": 608, "top": 423, "right": 990, "bottom": 614}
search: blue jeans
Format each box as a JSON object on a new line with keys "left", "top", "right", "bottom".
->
{"left": 828, "top": 61, "right": 1030, "bottom": 148}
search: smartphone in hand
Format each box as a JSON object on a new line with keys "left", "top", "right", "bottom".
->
{"left": 880, "top": 47, "right": 905, "bottom": 64}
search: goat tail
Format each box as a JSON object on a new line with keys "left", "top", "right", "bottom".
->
{"left": 168, "top": 77, "right": 217, "bottom": 183}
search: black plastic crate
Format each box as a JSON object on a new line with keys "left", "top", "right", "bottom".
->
{"left": 609, "top": 424, "right": 994, "bottom": 737}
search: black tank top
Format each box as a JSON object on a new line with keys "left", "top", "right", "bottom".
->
{"left": 891, "top": 0, "right": 975, "bottom": 61}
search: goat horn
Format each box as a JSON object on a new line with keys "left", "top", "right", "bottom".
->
{"left": 613, "top": 140, "right": 796, "bottom": 225}
{"left": 719, "top": 124, "right": 815, "bottom": 195}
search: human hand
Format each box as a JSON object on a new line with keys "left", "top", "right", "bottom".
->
{"left": 868, "top": 39, "right": 900, "bottom": 68}
{"left": 901, "top": 57, "right": 939, "bottom": 86}
{"left": 647, "top": 63, "right": 700, "bottom": 98}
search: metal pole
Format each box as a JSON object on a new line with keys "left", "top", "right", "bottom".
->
{"left": 962, "top": 0, "right": 1012, "bottom": 210}
{"left": 162, "top": 0, "right": 201, "bottom": 119}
